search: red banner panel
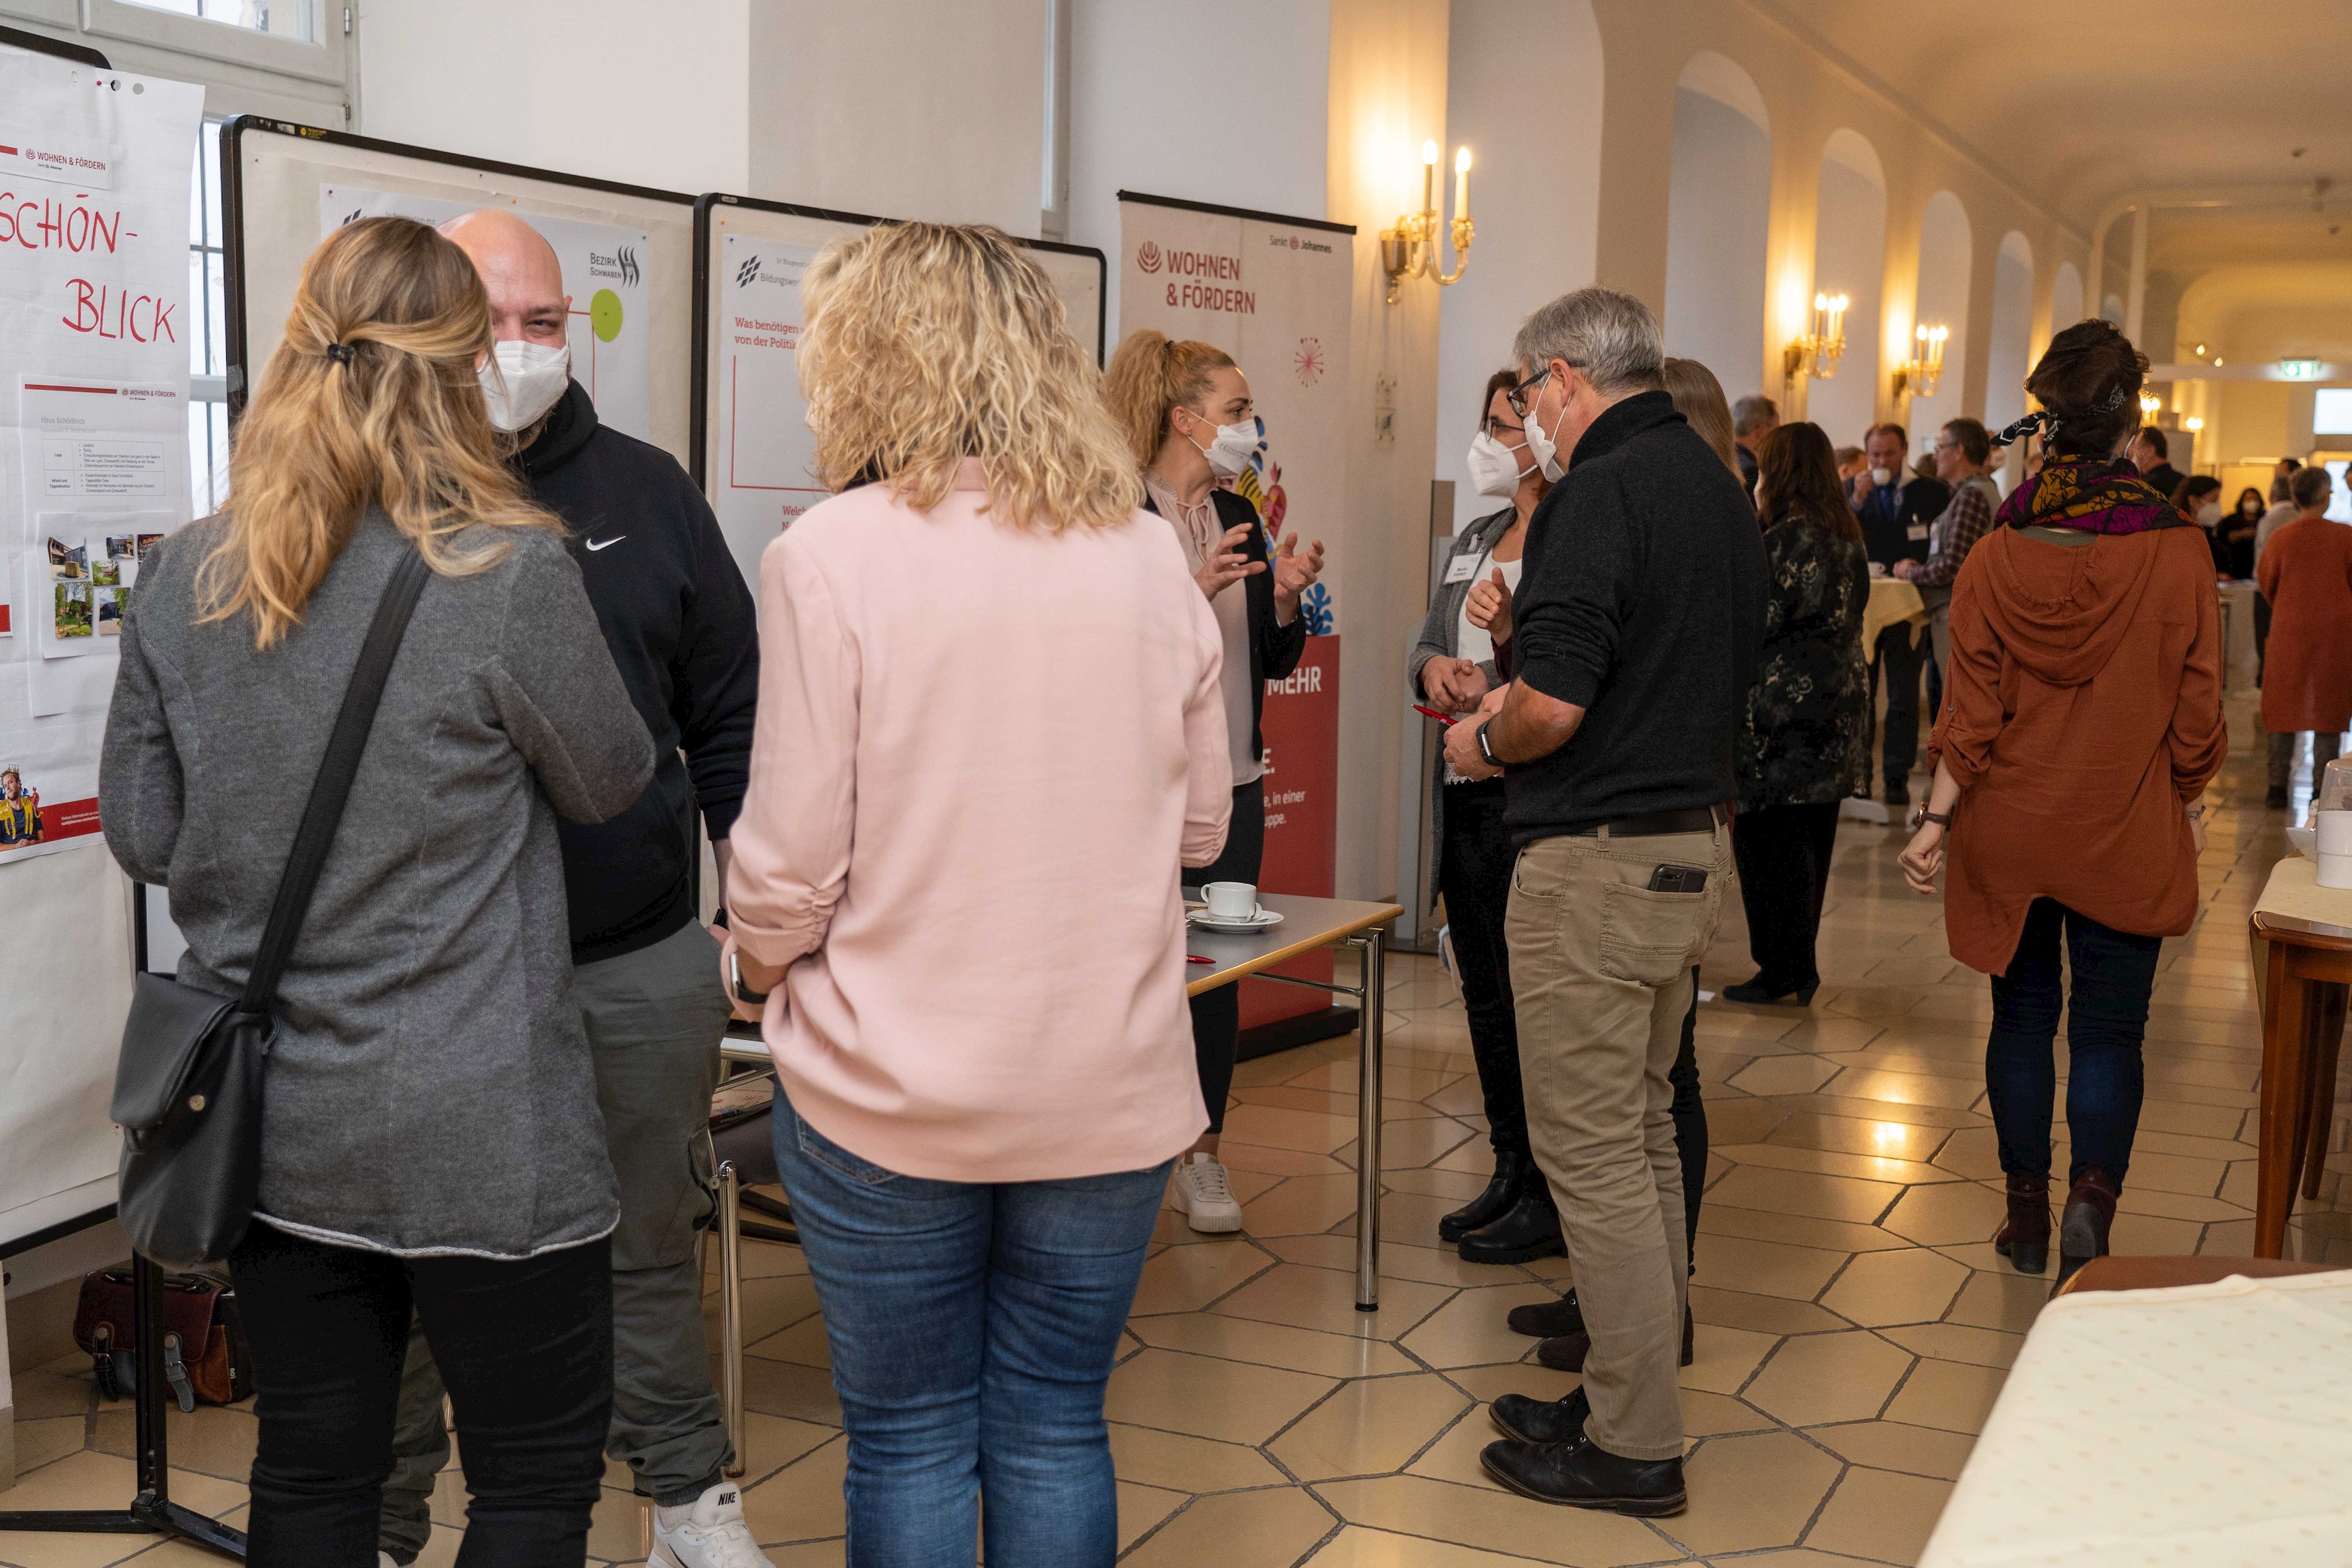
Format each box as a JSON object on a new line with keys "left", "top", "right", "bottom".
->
{"left": 1241, "top": 634, "right": 1339, "bottom": 1029}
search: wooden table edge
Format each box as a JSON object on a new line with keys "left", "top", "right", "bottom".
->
{"left": 1186, "top": 903, "right": 1404, "bottom": 997}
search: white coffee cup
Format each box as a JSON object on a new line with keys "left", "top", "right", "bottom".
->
{"left": 1203, "top": 881, "right": 1260, "bottom": 920}
{"left": 1867, "top": 562, "right": 1889, "bottom": 578}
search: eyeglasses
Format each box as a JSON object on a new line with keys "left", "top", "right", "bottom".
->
{"left": 1507, "top": 361, "right": 1589, "bottom": 417}
{"left": 1483, "top": 416, "right": 1525, "bottom": 438}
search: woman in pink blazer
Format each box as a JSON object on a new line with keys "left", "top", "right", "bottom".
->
{"left": 722, "top": 222, "right": 1232, "bottom": 1566}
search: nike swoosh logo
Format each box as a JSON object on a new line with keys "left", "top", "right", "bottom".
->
{"left": 585, "top": 535, "right": 625, "bottom": 552}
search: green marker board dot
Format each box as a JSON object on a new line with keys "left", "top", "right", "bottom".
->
{"left": 590, "top": 289, "right": 624, "bottom": 343}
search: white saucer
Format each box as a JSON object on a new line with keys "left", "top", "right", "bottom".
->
{"left": 1189, "top": 908, "right": 1284, "bottom": 934}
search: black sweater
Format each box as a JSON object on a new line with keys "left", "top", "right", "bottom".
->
{"left": 1142, "top": 487, "right": 1307, "bottom": 764}
{"left": 1505, "top": 391, "right": 1766, "bottom": 843}
{"left": 520, "top": 382, "right": 759, "bottom": 962}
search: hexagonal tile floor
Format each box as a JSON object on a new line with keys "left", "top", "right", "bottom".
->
{"left": 6, "top": 710, "right": 2347, "bottom": 1567}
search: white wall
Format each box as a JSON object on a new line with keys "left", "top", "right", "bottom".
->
{"left": 1808, "top": 131, "right": 1886, "bottom": 446}
{"left": 1907, "top": 190, "right": 1970, "bottom": 438}
{"left": 357, "top": 0, "right": 751, "bottom": 193}
{"left": 1984, "top": 233, "right": 2034, "bottom": 435}
{"left": 1436, "top": 0, "right": 1604, "bottom": 533}
{"left": 1067, "top": 0, "right": 1331, "bottom": 332}
{"left": 2051, "top": 260, "right": 2084, "bottom": 333}
{"left": 1662, "top": 72, "right": 1770, "bottom": 405}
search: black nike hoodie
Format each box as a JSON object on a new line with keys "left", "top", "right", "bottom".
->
{"left": 519, "top": 380, "right": 759, "bottom": 963}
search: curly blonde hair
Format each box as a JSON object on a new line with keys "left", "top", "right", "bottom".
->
{"left": 200, "top": 216, "right": 560, "bottom": 648}
{"left": 798, "top": 222, "right": 1141, "bottom": 531}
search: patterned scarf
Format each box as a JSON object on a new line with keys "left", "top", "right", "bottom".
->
{"left": 1995, "top": 455, "right": 2180, "bottom": 536}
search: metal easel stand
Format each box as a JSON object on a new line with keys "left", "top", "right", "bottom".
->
{"left": 0, "top": 1252, "right": 247, "bottom": 1559}
{"left": 1248, "top": 931, "right": 1386, "bottom": 1310}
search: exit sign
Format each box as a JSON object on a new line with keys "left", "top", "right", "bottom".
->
{"left": 2279, "top": 358, "right": 2323, "bottom": 381}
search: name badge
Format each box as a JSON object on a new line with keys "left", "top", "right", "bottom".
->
{"left": 1906, "top": 522, "right": 1930, "bottom": 541}
{"left": 1444, "top": 554, "right": 1481, "bottom": 584}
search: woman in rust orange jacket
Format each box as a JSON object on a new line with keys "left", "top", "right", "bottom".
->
{"left": 1897, "top": 322, "right": 2226, "bottom": 1284}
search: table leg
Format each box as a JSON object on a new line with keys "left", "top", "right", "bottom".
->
{"left": 2256, "top": 942, "right": 2308, "bottom": 1258}
{"left": 717, "top": 1162, "right": 746, "bottom": 1478}
{"left": 1355, "top": 931, "right": 1385, "bottom": 1311}
{"left": 2301, "top": 983, "right": 2346, "bottom": 1202}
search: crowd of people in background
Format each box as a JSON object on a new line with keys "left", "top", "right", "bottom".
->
{"left": 92, "top": 197, "right": 2350, "bottom": 1563}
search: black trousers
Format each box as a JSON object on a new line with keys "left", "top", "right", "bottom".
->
{"left": 1438, "top": 780, "right": 1527, "bottom": 1160}
{"left": 1864, "top": 625, "right": 1924, "bottom": 794}
{"left": 1731, "top": 802, "right": 1843, "bottom": 993}
{"left": 229, "top": 1224, "right": 613, "bottom": 1568}
{"left": 1187, "top": 779, "right": 1266, "bottom": 1136}
{"left": 1986, "top": 899, "right": 2162, "bottom": 1185}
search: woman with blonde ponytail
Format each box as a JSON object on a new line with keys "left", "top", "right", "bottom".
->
{"left": 100, "top": 215, "right": 655, "bottom": 1567}
{"left": 1101, "top": 327, "right": 1324, "bottom": 1233}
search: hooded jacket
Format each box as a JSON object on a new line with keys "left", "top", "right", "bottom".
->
{"left": 1928, "top": 521, "right": 2226, "bottom": 974}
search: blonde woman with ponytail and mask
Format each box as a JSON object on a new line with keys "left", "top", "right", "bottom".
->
{"left": 1101, "top": 330, "right": 1325, "bottom": 1232}
{"left": 100, "top": 215, "right": 653, "bottom": 1568}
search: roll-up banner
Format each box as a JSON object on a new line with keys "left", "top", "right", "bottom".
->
{"left": 0, "top": 44, "right": 203, "bottom": 1243}
{"left": 690, "top": 193, "right": 1106, "bottom": 591}
{"left": 1115, "top": 192, "right": 1353, "bottom": 1045}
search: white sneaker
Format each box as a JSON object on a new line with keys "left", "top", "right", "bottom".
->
{"left": 650, "top": 1480, "right": 774, "bottom": 1568}
{"left": 1169, "top": 1152, "right": 1244, "bottom": 1233}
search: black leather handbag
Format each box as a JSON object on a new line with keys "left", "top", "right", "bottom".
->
{"left": 112, "top": 549, "right": 431, "bottom": 1271}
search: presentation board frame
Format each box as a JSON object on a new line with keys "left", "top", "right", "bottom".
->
{"left": 220, "top": 116, "right": 699, "bottom": 451}
{"left": 687, "top": 192, "right": 1109, "bottom": 493}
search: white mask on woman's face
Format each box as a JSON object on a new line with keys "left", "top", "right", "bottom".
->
{"left": 1184, "top": 409, "right": 1263, "bottom": 477}
{"left": 1466, "top": 430, "right": 1534, "bottom": 498}
{"left": 478, "top": 338, "right": 572, "bottom": 432}
{"left": 2195, "top": 500, "right": 2223, "bottom": 527}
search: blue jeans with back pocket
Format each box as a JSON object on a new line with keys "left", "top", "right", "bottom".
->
{"left": 771, "top": 1090, "right": 1171, "bottom": 1567}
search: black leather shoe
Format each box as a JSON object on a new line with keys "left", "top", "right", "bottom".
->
{"left": 1506, "top": 1288, "right": 1584, "bottom": 1339}
{"left": 1720, "top": 977, "right": 1819, "bottom": 1006}
{"left": 1491, "top": 1383, "right": 1588, "bottom": 1445}
{"left": 1439, "top": 1149, "right": 1529, "bottom": 1244}
{"left": 1884, "top": 783, "right": 1912, "bottom": 808}
{"left": 1535, "top": 1311, "right": 1695, "bottom": 1370}
{"left": 1479, "top": 1435, "right": 1686, "bottom": 1516}
{"left": 1457, "top": 1187, "right": 1563, "bottom": 1264}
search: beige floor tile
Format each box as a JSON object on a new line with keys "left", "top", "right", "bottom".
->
{"left": 1270, "top": 1372, "right": 1473, "bottom": 1481}
{"left": 1289, "top": 1059, "right": 1467, "bottom": 1099}
{"left": 747, "top": 1311, "right": 831, "bottom": 1370}
{"left": 1715, "top": 1141, "right": 1957, "bottom": 1187}
{"left": 1680, "top": 1234, "right": 1850, "bottom": 1302}
{"left": 1116, "top": 1480, "right": 1189, "bottom": 1550}
{"left": 1875, "top": 1323, "right": 2022, "bottom": 1370}
{"left": 1770, "top": 1093, "right": 1987, "bottom": 1131}
{"left": 1742, "top": 1330, "right": 1913, "bottom": 1426}
{"left": 1688, "top": 1285, "right": 1850, "bottom": 1336}
{"left": 1704, "top": 1098, "right": 1794, "bottom": 1145}
{"left": 1398, "top": 1284, "right": 1560, "bottom": 1370}
{"left": 1129, "top": 1310, "right": 1418, "bottom": 1380}
{"left": 1704, "top": 1166, "right": 1904, "bottom": 1225}
{"left": 1315, "top": 1474, "right": 1672, "bottom": 1567}
{"left": 7, "top": 1416, "right": 88, "bottom": 1478}
{"left": 1883, "top": 1357, "right": 2006, "bottom": 1435}
{"left": 0, "top": 1453, "right": 248, "bottom": 1568}
{"left": 1120, "top": 1485, "right": 1337, "bottom": 1567}
{"left": 1658, "top": 1430, "right": 1842, "bottom": 1556}
{"left": 1384, "top": 1166, "right": 1502, "bottom": 1203}
{"left": 1442, "top": 1362, "right": 1583, "bottom": 1407}
{"left": 1210, "top": 1264, "right": 1455, "bottom": 1342}
{"left": 1221, "top": 1100, "right": 1364, "bottom": 1155}
{"left": 1820, "top": 1067, "right": 1986, "bottom": 1110}
{"left": 1879, "top": 1181, "right": 2006, "bottom": 1246}
{"left": 8, "top": 1369, "right": 96, "bottom": 1423}
{"left": 1220, "top": 1143, "right": 1356, "bottom": 1178}
{"left": 1727, "top": 1056, "right": 1844, "bottom": 1097}
{"left": 1102, "top": 1347, "right": 1337, "bottom": 1445}
{"left": 1128, "top": 1237, "right": 1279, "bottom": 1315}
{"left": 1677, "top": 1323, "right": 1781, "bottom": 1397}
{"left": 1263, "top": 1232, "right": 1510, "bottom": 1289}
{"left": 1765, "top": 1112, "right": 1951, "bottom": 1163}
{"left": 1236, "top": 1085, "right": 1450, "bottom": 1122}
{"left": 1241, "top": 1174, "right": 1367, "bottom": 1237}
{"left": 1107, "top": 1420, "right": 1289, "bottom": 1492}
{"left": 1818, "top": 1248, "right": 1970, "bottom": 1327}
{"left": 1808, "top": 1419, "right": 1978, "bottom": 1481}
{"left": 1941, "top": 1270, "right": 2050, "bottom": 1335}
{"left": 2104, "top": 1210, "right": 2207, "bottom": 1257}
{"left": 1302, "top": 1522, "right": 1567, "bottom": 1566}
{"left": 1679, "top": 1388, "right": 1776, "bottom": 1437}
{"left": 1803, "top": 1465, "right": 1955, "bottom": 1565}
{"left": 738, "top": 1353, "right": 845, "bottom": 1426}
{"left": 1698, "top": 1205, "right": 1914, "bottom": 1254}
{"left": 1335, "top": 1114, "right": 1480, "bottom": 1172}
{"left": 711, "top": 1273, "right": 823, "bottom": 1351}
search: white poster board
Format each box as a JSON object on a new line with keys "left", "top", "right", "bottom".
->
{"left": 694, "top": 195, "right": 1106, "bottom": 591}
{"left": 0, "top": 48, "right": 203, "bottom": 1243}
{"left": 226, "top": 119, "right": 697, "bottom": 466}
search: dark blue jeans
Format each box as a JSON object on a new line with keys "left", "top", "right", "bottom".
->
{"left": 1984, "top": 899, "right": 2163, "bottom": 1186}
{"left": 771, "top": 1093, "right": 1171, "bottom": 1567}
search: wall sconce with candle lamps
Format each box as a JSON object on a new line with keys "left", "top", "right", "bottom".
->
{"left": 2139, "top": 392, "right": 2164, "bottom": 425}
{"left": 1892, "top": 324, "right": 1948, "bottom": 401}
{"left": 1380, "top": 141, "right": 1472, "bottom": 304}
{"left": 1782, "top": 292, "right": 1848, "bottom": 390}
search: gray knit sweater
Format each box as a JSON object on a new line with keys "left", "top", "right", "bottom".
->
{"left": 100, "top": 509, "right": 654, "bottom": 1259}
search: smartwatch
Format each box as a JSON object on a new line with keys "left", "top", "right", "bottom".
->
{"left": 728, "top": 950, "right": 770, "bottom": 1007}
{"left": 1475, "top": 719, "right": 1502, "bottom": 770}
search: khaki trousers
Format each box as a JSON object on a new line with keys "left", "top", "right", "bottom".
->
{"left": 1507, "top": 821, "right": 1729, "bottom": 1461}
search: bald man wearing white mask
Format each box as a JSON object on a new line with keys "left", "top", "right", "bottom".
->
{"left": 376, "top": 209, "right": 767, "bottom": 1568}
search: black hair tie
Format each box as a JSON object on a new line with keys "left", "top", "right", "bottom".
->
{"left": 325, "top": 342, "right": 355, "bottom": 365}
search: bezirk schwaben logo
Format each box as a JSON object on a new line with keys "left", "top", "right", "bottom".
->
{"left": 1136, "top": 241, "right": 1162, "bottom": 273}
{"left": 587, "top": 245, "right": 642, "bottom": 288}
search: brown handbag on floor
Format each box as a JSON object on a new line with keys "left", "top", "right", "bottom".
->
{"left": 71, "top": 1268, "right": 254, "bottom": 1410}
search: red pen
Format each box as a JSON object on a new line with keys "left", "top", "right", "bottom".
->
{"left": 1413, "top": 704, "right": 1458, "bottom": 726}
{"left": 1186, "top": 954, "right": 1215, "bottom": 964}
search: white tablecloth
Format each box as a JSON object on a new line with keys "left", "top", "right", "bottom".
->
{"left": 1922, "top": 1268, "right": 2352, "bottom": 1566}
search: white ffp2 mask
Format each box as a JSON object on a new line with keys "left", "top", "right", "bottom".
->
{"left": 1466, "top": 431, "right": 1534, "bottom": 498}
{"left": 1522, "top": 388, "right": 1568, "bottom": 483}
{"left": 1187, "top": 413, "right": 1263, "bottom": 478}
{"left": 479, "top": 339, "right": 572, "bottom": 432}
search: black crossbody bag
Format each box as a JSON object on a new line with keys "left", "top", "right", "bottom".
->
{"left": 111, "top": 549, "right": 432, "bottom": 1272}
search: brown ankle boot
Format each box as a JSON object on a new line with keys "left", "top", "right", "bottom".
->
{"left": 2057, "top": 1166, "right": 2120, "bottom": 1281}
{"left": 1993, "top": 1171, "right": 2051, "bottom": 1274}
